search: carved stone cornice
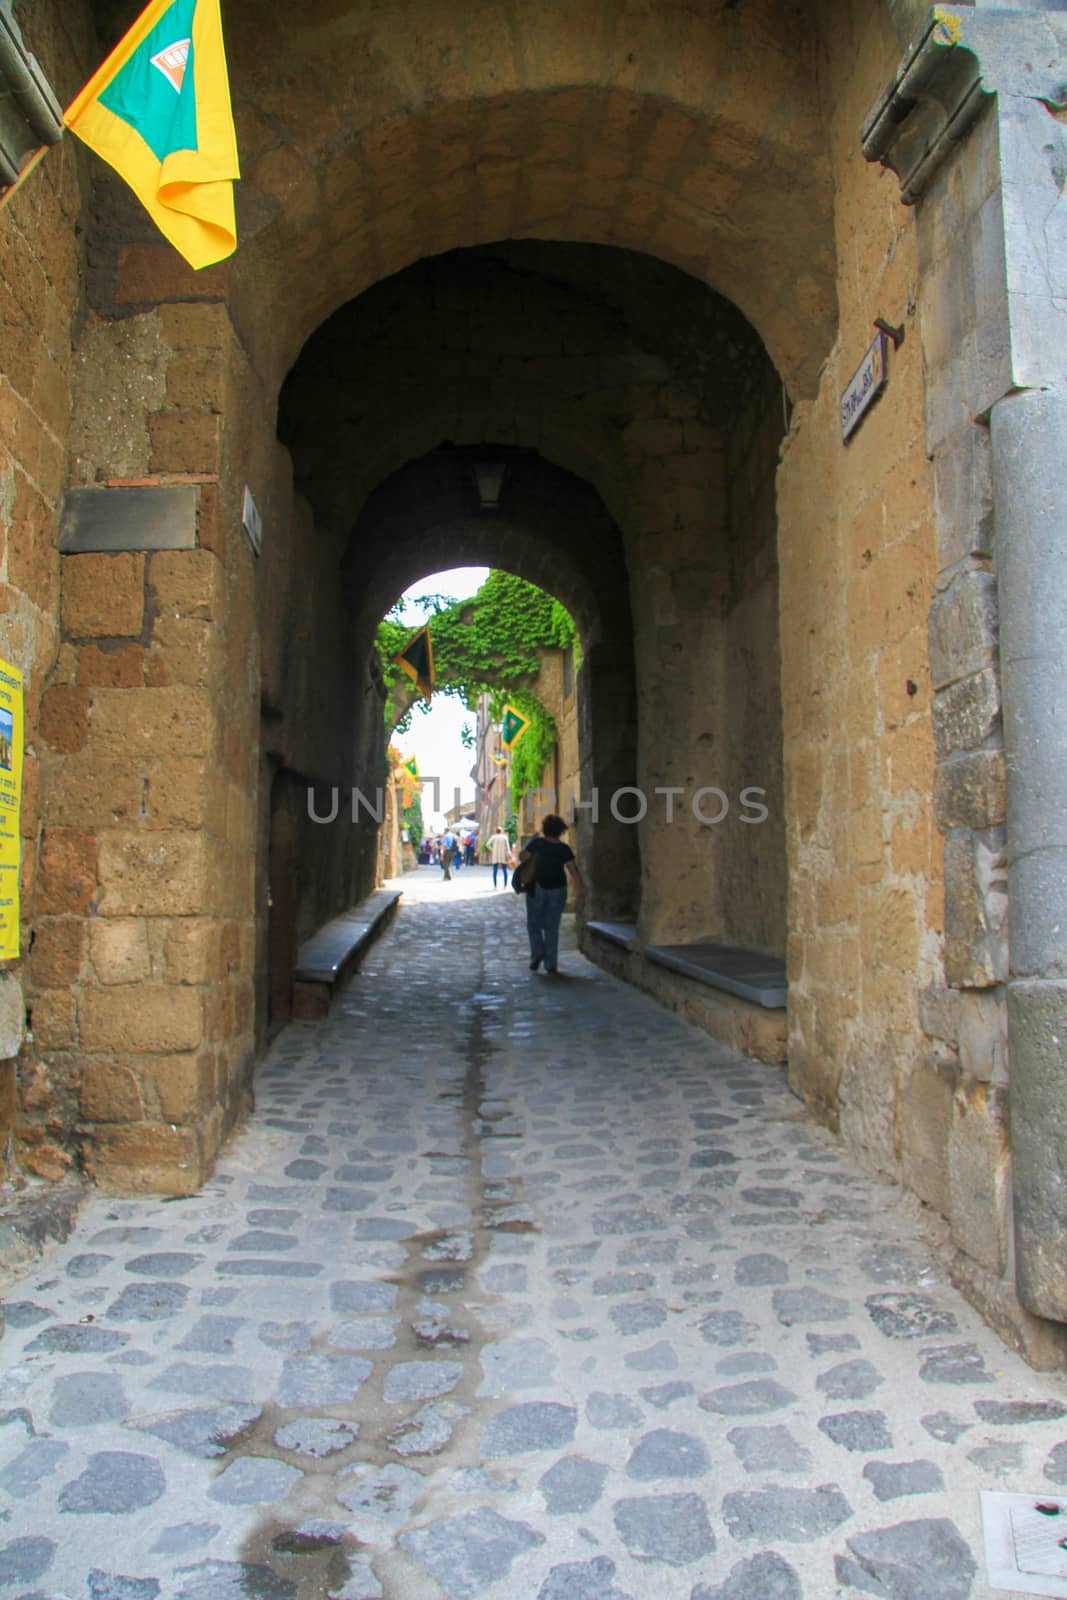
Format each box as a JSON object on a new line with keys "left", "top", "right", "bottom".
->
{"left": 862, "top": 8, "right": 990, "bottom": 203}
{"left": 863, "top": 7, "right": 1067, "bottom": 202}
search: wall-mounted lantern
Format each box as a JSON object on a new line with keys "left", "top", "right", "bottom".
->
{"left": 474, "top": 463, "right": 507, "bottom": 512}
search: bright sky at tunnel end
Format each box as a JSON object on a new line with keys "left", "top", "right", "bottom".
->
{"left": 393, "top": 567, "right": 490, "bottom": 829}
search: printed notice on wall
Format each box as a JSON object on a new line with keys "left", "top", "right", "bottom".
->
{"left": 0, "top": 659, "right": 24, "bottom": 960}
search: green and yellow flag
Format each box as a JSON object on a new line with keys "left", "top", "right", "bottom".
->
{"left": 394, "top": 626, "right": 435, "bottom": 702}
{"left": 500, "top": 704, "right": 530, "bottom": 750}
{"left": 64, "top": 0, "right": 239, "bottom": 269}
{"left": 399, "top": 754, "right": 419, "bottom": 785}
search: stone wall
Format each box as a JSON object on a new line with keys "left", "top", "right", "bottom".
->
{"left": 1, "top": 1, "right": 95, "bottom": 1179}
{"left": 278, "top": 246, "right": 789, "bottom": 949}
{"left": 30, "top": 271, "right": 261, "bottom": 1190}
{"left": 778, "top": 0, "right": 941, "bottom": 1178}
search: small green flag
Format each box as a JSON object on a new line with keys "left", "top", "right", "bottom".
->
{"left": 394, "top": 626, "right": 434, "bottom": 701}
{"left": 501, "top": 704, "right": 530, "bottom": 750}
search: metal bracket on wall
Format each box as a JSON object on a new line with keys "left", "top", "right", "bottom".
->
{"left": 874, "top": 317, "right": 905, "bottom": 350}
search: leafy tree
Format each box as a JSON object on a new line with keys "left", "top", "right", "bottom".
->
{"left": 377, "top": 572, "right": 578, "bottom": 805}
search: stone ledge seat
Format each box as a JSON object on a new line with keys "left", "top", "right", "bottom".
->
{"left": 645, "top": 941, "right": 787, "bottom": 1009}
{"left": 585, "top": 920, "right": 639, "bottom": 951}
{"left": 292, "top": 888, "right": 401, "bottom": 1018}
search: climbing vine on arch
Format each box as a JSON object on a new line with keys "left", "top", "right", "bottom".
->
{"left": 376, "top": 571, "right": 579, "bottom": 805}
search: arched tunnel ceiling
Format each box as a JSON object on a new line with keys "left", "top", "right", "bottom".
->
{"left": 278, "top": 239, "right": 778, "bottom": 544}
{"left": 343, "top": 445, "right": 631, "bottom": 662}
{"left": 91, "top": 0, "right": 836, "bottom": 397}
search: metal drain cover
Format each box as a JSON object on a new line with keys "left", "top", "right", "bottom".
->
{"left": 982, "top": 1491, "right": 1067, "bottom": 1596}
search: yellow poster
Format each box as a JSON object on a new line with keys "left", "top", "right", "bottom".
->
{"left": 0, "top": 659, "right": 24, "bottom": 960}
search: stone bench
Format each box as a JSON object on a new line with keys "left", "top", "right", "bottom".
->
{"left": 585, "top": 920, "right": 639, "bottom": 951}
{"left": 583, "top": 924, "right": 787, "bottom": 1063}
{"left": 645, "top": 942, "right": 787, "bottom": 1009}
{"left": 292, "top": 888, "right": 402, "bottom": 1019}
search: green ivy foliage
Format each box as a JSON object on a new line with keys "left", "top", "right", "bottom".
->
{"left": 377, "top": 572, "right": 578, "bottom": 804}
{"left": 402, "top": 790, "right": 424, "bottom": 844}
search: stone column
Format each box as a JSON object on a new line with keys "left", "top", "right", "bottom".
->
{"left": 991, "top": 389, "right": 1067, "bottom": 1319}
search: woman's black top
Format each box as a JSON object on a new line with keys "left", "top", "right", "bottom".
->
{"left": 527, "top": 836, "right": 574, "bottom": 890}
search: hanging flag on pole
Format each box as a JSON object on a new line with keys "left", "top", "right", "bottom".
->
{"left": 500, "top": 705, "right": 530, "bottom": 750}
{"left": 64, "top": 0, "right": 239, "bottom": 269}
{"left": 399, "top": 754, "right": 419, "bottom": 785}
{"left": 394, "top": 625, "right": 435, "bottom": 702}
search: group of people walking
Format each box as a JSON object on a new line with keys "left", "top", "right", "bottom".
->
{"left": 422, "top": 831, "right": 477, "bottom": 877}
{"left": 424, "top": 814, "right": 584, "bottom": 975}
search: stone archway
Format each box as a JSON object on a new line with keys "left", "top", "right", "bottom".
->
{"left": 40, "top": 0, "right": 913, "bottom": 1230}
{"left": 341, "top": 445, "right": 642, "bottom": 927}
{"left": 13, "top": 0, "right": 1067, "bottom": 1360}
{"left": 272, "top": 244, "right": 790, "bottom": 957}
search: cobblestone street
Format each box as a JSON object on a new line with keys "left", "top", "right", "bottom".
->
{"left": 1, "top": 868, "right": 1066, "bottom": 1599}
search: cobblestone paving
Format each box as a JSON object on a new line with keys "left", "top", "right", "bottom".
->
{"left": 2, "top": 867, "right": 1067, "bottom": 1599}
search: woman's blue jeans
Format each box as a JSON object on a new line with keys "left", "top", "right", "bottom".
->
{"left": 526, "top": 884, "right": 568, "bottom": 970}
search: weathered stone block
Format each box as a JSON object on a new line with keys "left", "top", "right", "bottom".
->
{"left": 931, "top": 667, "right": 1000, "bottom": 760}
{"left": 39, "top": 686, "right": 89, "bottom": 753}
{"left": 147, "top": 411, "right": 220, "bottom": 476}
{"left": 292, "top": 981, "right": 330, "bottom": 1020}
{"left": 80, "top": 1062, "right": 145, "bottom": 1123}
{"left": 158, "top": 301, "right": 232, "bottom": 352}
{"left": 148, "top": 550, "right": 224, "bottom": 622}
{"left": 918, "top": 983, "right": 960, "bottom": 1047}
{"left": 957, "top": 989, "right": 1008, "bottom": 1084}
{"left": 931, "top": 422, "right": 994, "bottom": 569}
{"left": 195, "top": 480, "right": 226, "bottom": 560}
{"left": 19, "top": 1134, "right": 74, "bottom": 1182}
{"left": 30, "top": 988, "right": 76, "bottom": 1050}
{"left": 934, "top": 749, "right": 1006, "bottom": 831}
{"left": 927, "top": 570, "right": 998, "bottom": 691}
{"left": 150, "top": 1051, "right": 215, "bottom": 1123}
{"left": 29, "top": 919, "right": 85, "bottom": 989}
{"left": 733, "top": 1006, "right": 788, "bottom": 1064}
{"left": 44, "top": 757, "right": 143, "bottom": 828}
{"left": 144, "top": 760, "right": 227, "bottom": 831}
{"left": 90, "top": 919, "right": 151, "bottom": 985}
{"left": 117, "top": 243, "right": 230, "bottom": 308}
{"left": 1009, "top": 979, "right": 1067, "bottom": 1321}
{"left": 145, "top": 616, "right": 222, "bottom": 687}
{"left": 85, "top": 1120, "right": 204, "bottom": 1195}
{"left": 37, "top": 828, "right": 98, "bottom": 915}
{"left": 0, "top": 972, "right": 24, "bottom": 1059}
{"left": 76, "top": 643, "right": 144, "bottom": 688}
{"left": 164, "top": 920, "right": 221, "bottom": 986}
{"left": 943, "top": 829, "right": 1008, "bottom": 988}
{"left": 165, "top": 351, "right": 225, "bottom": 411}
{"left": 79, "top": 985, "right": 202, "bottom": 1053}
{"left": 97, "top": 831, "right": 213, "bottom": 917}
{"left": 89, "top": 686, "right": 212, "bottom": 760}
{"left": 61, "top": 553, "right": 145, "bottom": 639}
{"left": 949, "top": 1080, "right": 1010, "bottom": 1278}
{"left": 901, "top": 1057, "right": 958, "bottom": 1218}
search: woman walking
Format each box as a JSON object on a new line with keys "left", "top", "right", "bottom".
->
{"left": 520, "top": 814, "right": 584, "bottom": 973}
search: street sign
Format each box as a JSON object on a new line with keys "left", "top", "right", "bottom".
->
{"left": 841, "top": 331, "right": 887, "bottom": 441}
